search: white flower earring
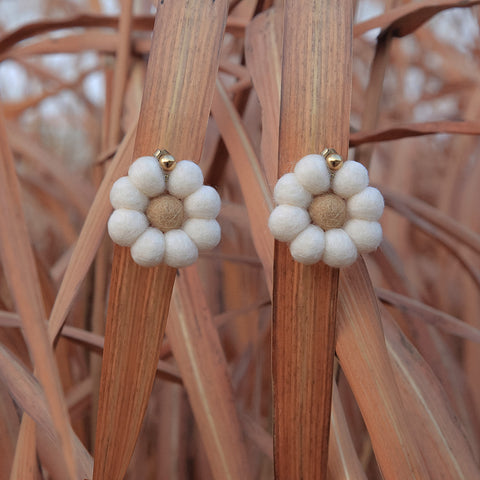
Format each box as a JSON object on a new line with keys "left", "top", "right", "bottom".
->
{"left": 268, "top": 148, "right": 383, "bottom": 267}
{"left": 108, "top": 149, "right": 221, "bottom": 268}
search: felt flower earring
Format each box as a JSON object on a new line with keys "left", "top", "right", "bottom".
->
{"left": 108, "top": 150, "right": 221, "bottom": 268}
{"left": 268, "top": 149, "right": 383, "bottom": 267}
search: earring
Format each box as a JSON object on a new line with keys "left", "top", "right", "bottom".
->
{"left": 108, "top": 149, "right": 221, "bottom": 268}
{"left": 268, "top": 148, "right": 384, "bottom": 268}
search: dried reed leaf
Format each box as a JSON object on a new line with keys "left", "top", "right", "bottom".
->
{"left": 0, "top": 344, "right": 93, "bottom": 480}
{"left": 93, "top": 2, "right": 228, "bottom": 478}
{"left": 245, "top": 8, "right": 282, "bottom": 191}
{"left": 167, "top": 266, "right": 253, "bottom": 479}
{"left": 272, "top": 2, "right": 352, "bottom": 478}
{"left": 9, "top": 417, "right": 40, "bottom": 480}
{"left": 377, "top": 288, "right": 480, "bottom": 343}
{"left": 354, "top": 0, "right": 480, "bottom": 38}
{"left": 47, "top": 123, "right": 136, "bottom": 341}
{"left": 211, "top": 80, "right": 274, "bottom": 293}
{"left": 328, "top": 383, "right": 367, "bottom": 480}
{"left": 383, "top": 310, "right": 480, "bottom": 479}
{"left": 0, "top": 384, "right": 18, "bottom": 479}
{"left": 7, "top": 123, "right": 94, "bottom": 217}
{"left": 0, "top": 310, "right": 183, "bottom": 384}
{"left": 336, "top": 259, "right": 429, "bottom": 479}
{"left": 351, "top": 121, "right": 480, "bottom": 147}
{"left": 382, "top": 187, "right": 480, "bottom": 254}
{"left": 0, "top": 109, "right": 77, "bottom": 479}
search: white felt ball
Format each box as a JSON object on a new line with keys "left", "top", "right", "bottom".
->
{"left": 268, "top": 205, "right": 310, "bottom": 242}
{"left": 183, "top": 218, "right": 221, "bottom": 250}
{"left": 332, "top": 160, "right": 369, "bottom": 199}
{"left": 110, "top": 176, "right": 149, "bottom": 211}
{"left": 343, "top": 219, "right": 382, "bottom": 253}
{"left": 164, "top": 229, "right": 198, "bottom": 268}
{"left": 289, "top": 225, "right": 325, "bottom": 265}
{"left": 274, "top": 173, "right": 312, "bottom": 208}
{"left": 130, "top": 228, "right": 165, "bottom": 267}
{"left": 128, "top": 156, "right": 166, "bottom": 197}
{"left": 294, "top": 154, "right": 330, "bottom": 195}
{"left": 167, "top": 160, "right": 204, "bottom": 199}
{"left": 107, "top": 209, "right": 148, "bottom": 247}
{"left": 183, "top": 185, "right": 221, "bottom": 219}
{"left": 347, "top": 186, "right": 384, "bottom": 221}
{"left": 322, "top": 229, "right": 358, "bottom": 268}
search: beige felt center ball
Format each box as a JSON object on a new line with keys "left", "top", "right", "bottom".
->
{"left": 146, "top": 194, "right": 184, "bottom": 232}
{"left": 309, "top": 193, "right": 346, "bottom": 230}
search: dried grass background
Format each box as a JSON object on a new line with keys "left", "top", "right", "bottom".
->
{"left": 0, "top": 0, "right": 479, "bottom": 479}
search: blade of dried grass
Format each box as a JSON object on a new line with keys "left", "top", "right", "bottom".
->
{"left": 0, "top": 344, "right": 93, "bottom": 480}
{"left": 382, "top": 309, "right": 480, "bottom": 479}
{"left": 244, "top": 8, "right": 282, "bottom": 191}
{"left": 7, "top": 123, "right": 94, "bottom": 217}
{"left": 211, "top": 80, "right": 274, "bottom": 293}
{"left": 328, "top": 383, "right": 368, "bottom": 480}
{"left": 166, "top": 266, "right": 253, "bottom": 479}
{"left": 47, "top": 122, "right": 135, "bottom": 341}
{"left": 382, "top": 186, "right": 480, "bottom": 254}
{"left": 0, "top": 384, "right": 18, "bottom": 478}
{"left": 354, "top": 0, "right": 480, "bottom": 38}
{"left": 336, "top": 259, "right": 429, "bottom": 479}
{"left": 386, "top": 199, "right": 480, "bottom": 289}
{"left": 272, "top": 2, "right": 352, "bottom": 478}
{"left": 9, "top": 417, "right": 40, "bottom": 480}
{"left": 93, "top": 2, "right": 228, "bottom": 478}
{"left": 377, "top": 287, "right": 480, "bottom": 343}
{"left": 351, "top": 120, "right": 480, "bottom": 147}
{"left": 0, "top": 108, "right": 77, "bottom": 479}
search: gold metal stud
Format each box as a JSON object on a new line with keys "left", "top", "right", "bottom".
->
{"left": 153, "top": 149, "right": 177, "bottom": 172}
{"left": 321, "top": 147, "right": 344, "bottom": 171}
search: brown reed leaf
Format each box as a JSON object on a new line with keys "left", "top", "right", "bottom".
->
{"left": 272, "top": 3, "right": 352, "bottom": 478}
{"left": 328, "top": 383, "right": 368, "bottom": 480}
{"left": 167, "top": 266, "right": 253, "bottom": 479}
{"left": 47, "top": 123, "right": 136, "bottom": 341}
{"left": 377, "top": 287, "right": 480, "bottom": 343}
{"left": 211, "top": 80, "right": 274, "bottom": 293}
{"left": 383, "top": 309, "right": 480, "bottom": 479}
{"left": 0, "top": 109, "right": 77, "bottom": 479}
{"left": 9, "top": 417, "right": 41, "bottom": 480}
{"left": 93, "top": 2, "right": 229, "bottom": 479}
{"left": 336, "top": 259, "right": 429, "bottom": 479}
{"left": 351, "top": 120, "right": 480, "bottom": 147}
{"left": 354, "top": 0, "right": 480, "bottom": 38}
{"left": 0, "top": 384, "right": 17, "bottom": 478}
{"left": 0, "top": 344, "right": 93, "bottom": 479}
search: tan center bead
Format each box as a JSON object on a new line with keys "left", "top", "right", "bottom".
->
{"left": 308, "top": 193, "right": 346, "bottom": 230}
{"left": 146, "top": 194, "right": 184, "bottom": 232}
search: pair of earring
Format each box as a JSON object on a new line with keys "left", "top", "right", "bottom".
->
{"left": 107, "top": 148, "right": 384, "bottom": 269}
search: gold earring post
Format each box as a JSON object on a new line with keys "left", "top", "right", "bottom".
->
{"left": 321, "top": 147, "right": 344, "bottom": 171}
{"left": 153, "top": 149, "right": 177, "bottom": 172}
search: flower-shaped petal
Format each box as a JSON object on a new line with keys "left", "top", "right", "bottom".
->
{"left": 289, "top": 225, "right": 325, "bottom": 265}
{"left": 268, "top": 205, "right": 310, "bottom": 242}
{"left": 131, "top": 227, "right": 165, "bottom": 267}
{"left": 184, "top": 185, "right": 221, "bottom": 219}
{"left": 164, "top": 229, "right": 198, "bottom": 268}
{"left": 322, "top": 229, "right": 357, "bottom": 267}
{"left": 332, "top": 160, "right": 369, "bottom": 198}
{"left": 168, "top": 160, "right": 204, "bottom": 199}
{"left": 110, "top": 176, "right": 149, "bottom": 211}
{"left": 347, "top": 186, "right": 384, "bottom": 221}
{"left": 294, "top": 154, "right": 330, "bottom": 195}
{"left": 128, "top": 156, "right": 166, "bottom": 197}
{"left": 107, "top": 209, "right": 148, "bottom": 247}
{"left": 183, "top": 218, "right": 221, "bottom": 250}
{"left": 274, "top": 173, "right": 312, "bottom": 208}
{"left": 343, "top": 219, "right": 382, "bottom": 253}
